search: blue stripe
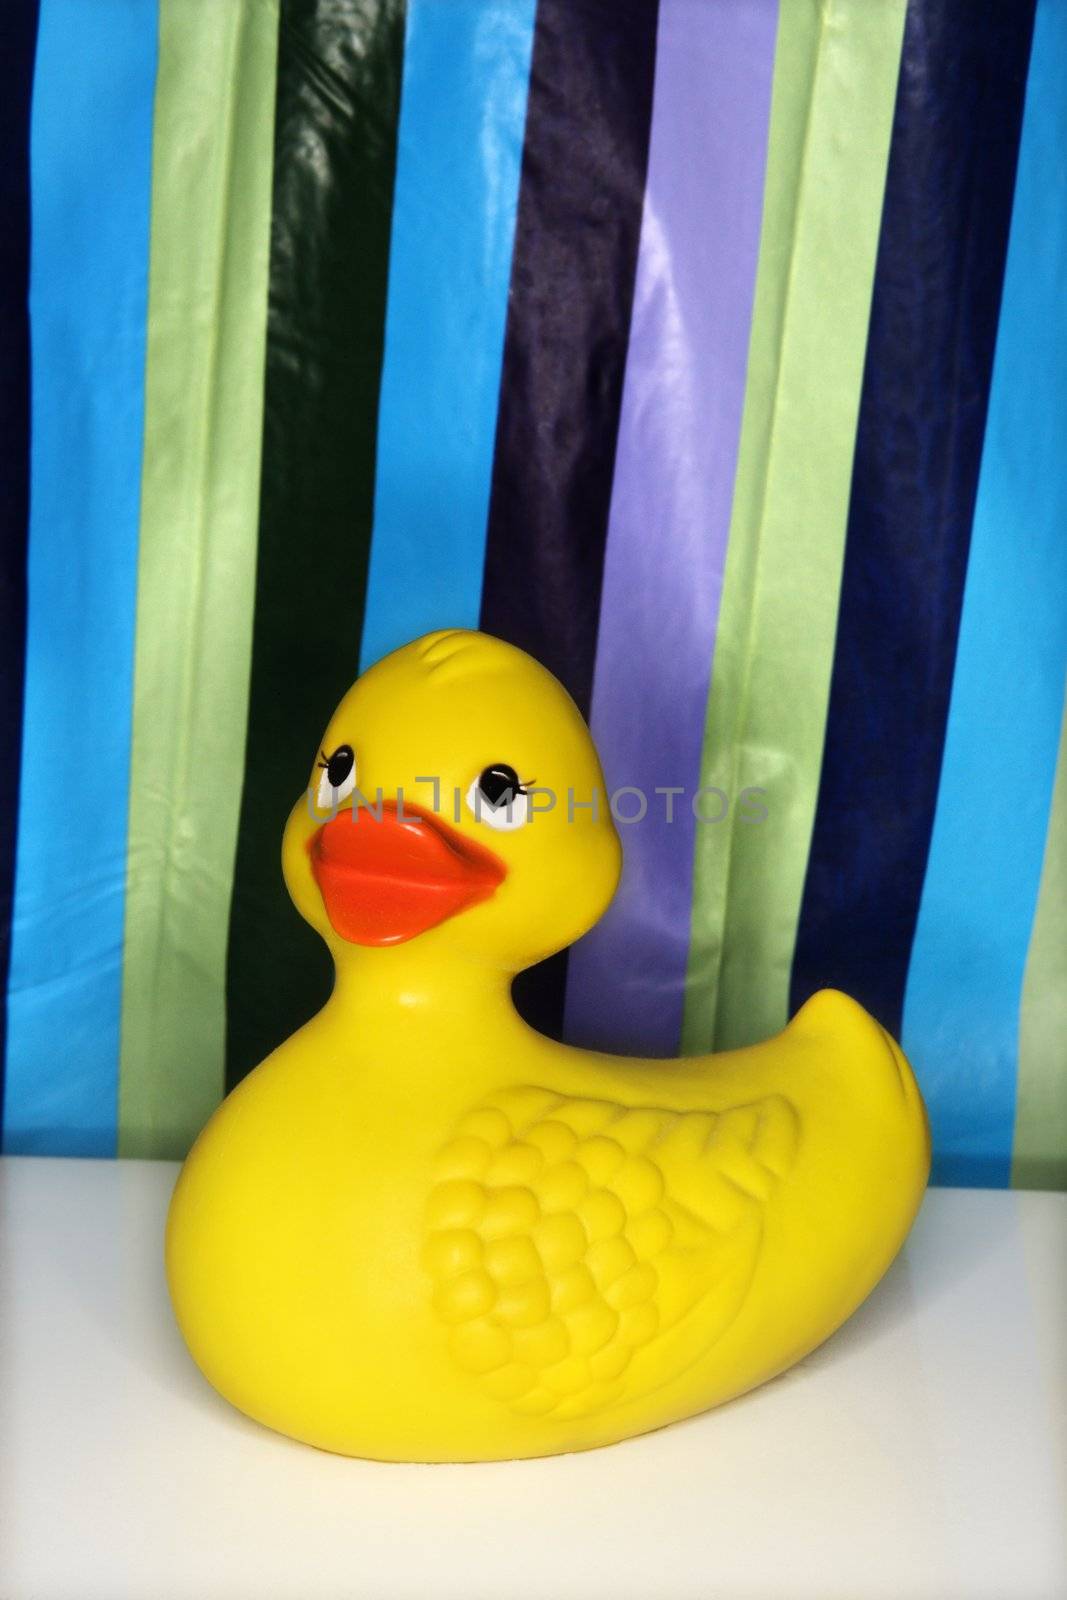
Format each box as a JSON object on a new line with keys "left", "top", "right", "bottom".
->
{"left": 3, "top": 0, "right": 157, "bottom": 1156}
{"left": 359, "top": 0, "right": 536, "bottom": 671}
{"left": 902, "top": 0, "right": 1067, "bottom": 1188}
{"left": 0, "top": 0, "right": 40, "bottom": 1139}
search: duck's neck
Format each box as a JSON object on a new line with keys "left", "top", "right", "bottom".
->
{"left": 324, "top": 946, "right": 528, "bottom": 1034}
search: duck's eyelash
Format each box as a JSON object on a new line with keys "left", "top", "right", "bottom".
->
{"left": 316, "top": 750, "right": 329, "bottom": 770}
{"left": 519, "top": 776, "right": 535, "bottom": 793}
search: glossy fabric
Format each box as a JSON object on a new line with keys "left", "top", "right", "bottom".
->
{"left": 682, "top": 0, "right": 909, "bottom": 1055}
{"left": 1, "top": 0, "right": 1064, "bottom": 1185}
{"left": 0, "top": 1, "right": 38, "bottom": 1136}
{"left": 359, "top": 0, "right": 537, "bottom": 672}
{"left": 480, "top": 0, "right": 660, "bottom": 1038}
{"left": 902, "top": 0, "right": 1067, "bottom": 1184}
{"left": 565, "top": 0, "right": 777, "bottom": 1056}
{"left": 790, "top": 0, "right": 1037, "bottom": 1039}
{"left": 119, "top": 0, "right": 280, "bottom": 1155}
{"left": 225, "top": 0, "right": 407, "bottom": 1090}
{"left": 5, "top": 0, "right": 156, "bottom": 1154}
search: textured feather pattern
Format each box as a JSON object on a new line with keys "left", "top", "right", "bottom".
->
{"left": 425, "top": 1085, "right": 799, "bottom": 1420}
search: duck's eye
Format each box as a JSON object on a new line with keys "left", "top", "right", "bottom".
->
{"left": 315, "top": 743, "right": 357, "bottom": 811}
{"left": 466, "top": 763, "right": 530, "bottom": 831}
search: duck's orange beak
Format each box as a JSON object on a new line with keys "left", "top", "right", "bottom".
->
{"left": 309, "top": 801, "right": 506, "bottom": 945}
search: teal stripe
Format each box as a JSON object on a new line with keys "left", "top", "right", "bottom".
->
{"left": 359, "top": 0, "right": 536, "bottom": 670}
{"left": 3, "top": 0, "right": 157, "bottom": 1155}
{"left": 902, "top": 0, "right": 1067, "bottom": 1188}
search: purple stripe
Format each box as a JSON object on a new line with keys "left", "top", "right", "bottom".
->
{"left": 563, "top": 0, "right": 777, "bottom": 1055}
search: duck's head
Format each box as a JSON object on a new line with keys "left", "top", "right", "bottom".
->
{"left": 282, "top": 631, "right": 622, "bottom": 977}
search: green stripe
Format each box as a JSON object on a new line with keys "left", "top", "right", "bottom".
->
{"left": 119, "top": 0, "right": 280, "bottom": 1158}
{"left": 1013, "top": 691, "right": 1067, "bottom": 1190}
{"left": 225, "top": 0, "right": 407, "bottom": 1090}
{"left": 681, "top": 0, "right": 907, "bottom": 1055}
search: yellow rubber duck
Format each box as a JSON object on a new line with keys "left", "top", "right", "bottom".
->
{"left": 167, "top": 629, "right": 930, "bottom": 1462}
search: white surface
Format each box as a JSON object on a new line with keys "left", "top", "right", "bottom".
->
{"left": 1, "top": 1159, "right": 1065, "bottom": 1600}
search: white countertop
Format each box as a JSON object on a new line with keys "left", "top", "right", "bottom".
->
{"left": 1, "top": 1157, "right": 1064, "bottom": 1600}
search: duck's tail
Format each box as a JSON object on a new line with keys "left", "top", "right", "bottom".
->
{"left": 787, "top": 986, "right": 932, "bottom": 1184}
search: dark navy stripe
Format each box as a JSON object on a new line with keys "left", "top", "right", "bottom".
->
{"left": 0, "top": 0, "right": 39, "bottom": 1135}
{"left": 479, "top": 0, "right": 659, "bottom": 1039}
{"left": 225, "top": 0, "right": 406, "bottom": 1090}
{"left": 790, "top": 0, "right": 1037, "bottom": 1036}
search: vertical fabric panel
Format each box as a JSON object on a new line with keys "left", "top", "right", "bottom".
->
{"left": 681, "top": 0, "right": 907, "bottom": 1056}
{"left": 564, "top": 0, "right": 777, "bottom": 1056}
{"left": 119, "top": 0, "right": 280, "bottom": 1158}
{"left": 790, "top": 0, "right": 1038, "bottom": 1038}
{"left": 1014, "top": 699, "right": 1067, "bottom": 1190}
{"left": 480, "top": 0, "right": 660, "bottom": 1040}
{"left": 902, "top": 0, "right": 1067, "bottom": 1187}
{"left": 359, "top": 0, "right": 536, "bottom": 671}
{"left": 225, "top": 0, "right": 406, "bottom": 1091}
{"left": 4, "top": 0, "right": 157, "bottom": 1156}
{"left": 0, "top": 1, "right": 40, "bottom": 1135}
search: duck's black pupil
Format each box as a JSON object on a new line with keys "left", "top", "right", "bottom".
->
{"left": 326, "top": 745, "right": 354, "bottom": 788}
{"left": 479, "top": 764, "right": 520, "bottom": 809}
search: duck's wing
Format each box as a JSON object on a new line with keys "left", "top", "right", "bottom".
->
{"left": 425, "top": 1083, "right": 799, "bottom": 1422}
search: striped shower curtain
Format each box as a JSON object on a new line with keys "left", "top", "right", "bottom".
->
{"left": 1, "top": 0, "right": 1064, "bottom": 1188}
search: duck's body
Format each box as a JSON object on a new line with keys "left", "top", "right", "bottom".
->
{"left": 167, "top": 630, "right": 929, "bottom": 1461}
